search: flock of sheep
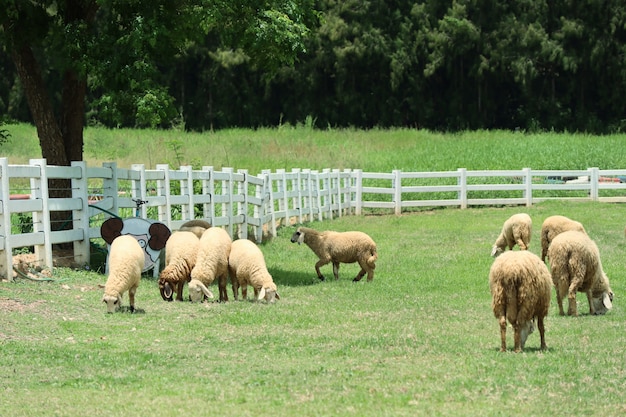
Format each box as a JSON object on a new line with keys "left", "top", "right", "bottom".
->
{"left": 101, "top": 212, "right": 615, "bottom": 354}
{"left": 102, "top": 220, "right": 379, "bottom": 311}
{"left": 489, "top": 213, "right": 614, "bottom": 353}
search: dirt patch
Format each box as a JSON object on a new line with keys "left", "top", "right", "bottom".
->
{"left": 11, "top": 249, "right": 81, "bottom": 280}
{"left": 0, "top": 297, "right": 46, "bottom": 313}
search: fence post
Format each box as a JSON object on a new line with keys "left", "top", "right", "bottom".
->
{"left": 354, "top": 169, "right": 362, "bottom": 216}
{"left": 589, "top": 167, "right": 599, "bottom": 201}
{"left": 130, "top": 164, "right": 148, "bottom": 218}
{"left": 292, "top": 168, "right": 303, "bottom": 224}
{"left": 393, "top": 170, "right": 402, "bottom": 215}
{"left": 30, "top": 159, "right": 53, "bottom": 271}
{"left": 0, "top": 158, "right": 12, "bottom": 280}
{"left": 102, "top": 162, "right": 119, "bottom": 217}
{"left": 262, "top": 170, "right": 277, "bottom": 237}
{"left": 71, "top": 161, "right": 90, "bottom": 267}
{"left": 237, "top": 169, "right": 248, "bottom": 240}
{"left": 156, "top": 164, "right": 171, "bottom": 225}
{"left": 223, "top": 167, "right": 234, "bottom": 237}
{"left": 523, "top": 168, "right": 532, "bottom": 206}
{"left": 201, "top": 166, "right": 215, "bottom": 226}
{"left": 458, "top": 168, "right": 467, "bottom": 209}
{"left": 180, "top": 165, "right": 194, "bottom": 221}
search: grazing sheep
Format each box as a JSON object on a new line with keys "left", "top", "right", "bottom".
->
{"left": 228, "top": 239, "right": 280, "bottom": 303}
{"left": 102, "top": 235, "right": 145, "bottom": 313}
{"left": 489, "top": 250, "right": 552, "bottom": 352}
{"left": 158, "top": 231, "right": 200, "bottom": 301}
{"left": 491, "top": 213, "right": 532, "bottom": 257}
{"left": 540, "top": 215, "right": 586, "bottom": 262}
{"left": 547, "top": 230, "right": 614, "bottom": 316}
{"left": 290, "top": 226, "right": 378, "bottom": 282}
{"left": 189, "top": 227, "right": 232, "bottom": 302}
{"left": 179, "top": 219, "right": 212, "bottom": 239}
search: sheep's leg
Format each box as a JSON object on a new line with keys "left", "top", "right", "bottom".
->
{"left": 567, "top": 280, "right": 581, "bottom": 316}
{"left": 332, "top": 262, "right": 340, "bottom": 280}
{"left": 537, "top": 316, "right": 547, "bottom": 351}
{"left": 175, "top": 281, "right": 185, "bottom": 301}
{"left": 498, "top": 316, "right": 507, "bottom": 352}
{"left": 241, "top": 284, "right": 248, "bottom": 300}
{"left": 128, "top": 285, "right": 137, "bottom": 313}
{"left": 218, "top": 274, "right": 229, "bottom": 302}
{"left": 513, "top": 323, "right": 523, "bottom": 353}
{"left": 231, "top": 280, "right": 239, "bottom": 301}
{"left": 585, "top": 290, "right": 596, "bottom": 315}
{"left": 315, "top": 259, "right": 329, "bottom": 281}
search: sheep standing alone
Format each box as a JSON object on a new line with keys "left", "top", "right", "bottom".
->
{"left": 228, "top": 239, "right": 280, "bottom": 303}
{"left": 189, "top": 227, "right": 232, "bottom": 302}
{"left": 491, "top": 213, "right": 532, "bottom": 257}
{"left": 102, "top": 235, "right": 145, "bottom": 313}
{"left": 489, "top": 250, "right": 552, "bottom": 352}
{"left": 547, "top": 230, "right": 614, "bottom": 316}
{"left": 158, "top": 231, "right": 200, "bottom": 301}
{"left": 290, "top": 227, "right": 378, "bottom": 282}
{"left": 540, "top": 215, "right": 586, "bottom": 262}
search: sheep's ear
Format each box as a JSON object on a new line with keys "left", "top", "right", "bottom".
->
{"left": 199, "top": 282, "right": 214, "bottom": 299}
{"left": 297, "top": 232, "right": 305, "bottom": 245}
{"left": 490, "top": 246, "right": 499, "bottom": 257}
{"left": 603, "top": 292, "right": 613, "bottom": 309}
{"left": 275, "top": 292, "right": 280, "bottom": 300}
{"left": 258, "top": 287, "right": 266, "bottom": 300}
{"left": 163, "top": 283, "right": 173, "bottom": 299}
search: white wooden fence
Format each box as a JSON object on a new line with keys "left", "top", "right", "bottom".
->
{"left": 1, "top": 157, "right": 625, "bottom": 280}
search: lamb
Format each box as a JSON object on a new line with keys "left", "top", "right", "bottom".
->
{"left": 158, "top": 231, "right": 200, "bottom": 301}
{"left": 547, "top": 230, "right": 614, "bottom": 316}
{"left": 228, "top": 239, "right": 280, "bottom": 303}
{"left": 489, "top": 250, "right": 552, "bottom": 352}
{"left": 290, "top": 226, "right": 378, "bottom": 282}
{"left": 540, "top": 215, "right": 586, "bottom": 262}
{"left": 102, "top": 235, "right": 145, "bottom": 313}
{"left": 491, "top": 213, "right": 532, "bottom": 257}
{"left": 189, "top": 227, "right": 232, "bottom": 302}
{"left": 179, "top": 219, "right": 212, "bottom": 239}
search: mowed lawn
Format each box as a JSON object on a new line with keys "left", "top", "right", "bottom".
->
{"left": 1, "top": 199, "right": 625, "bottom": 416}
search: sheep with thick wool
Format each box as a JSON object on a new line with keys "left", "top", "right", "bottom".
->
{"left": 290, "top": 226, "right": 378, "bottom": 282}
{"left": 228, "top": 239, "right": 280, "bottom": 303}
{"left": 179, "top": 219, "right": 212, "bottom": 239}
{"left": 188, "top": 227, "right": 232, "bottom": 303}
{"left": 491, "top": 213, "right": 532, "bottom": 257}
{"left": 547, "top": 230, "right": 614, "bottom": 316}
{"left": 540, "top": 215, "right": 586, "bottom": 262}
{"left": 158, "top": 231, "right": 200, "bottom": 301}
{"left": 489, "top": 250, "right": 552, "bottom": 352}
{"left": 102, "top": 235, "right": 145, "bottom": 313}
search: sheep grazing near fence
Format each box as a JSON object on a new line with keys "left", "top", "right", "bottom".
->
{"left": 491, "top": 213, "right": 532, "bottom": 257}
{"left": 540, "top": 215, "right": 587, "bottom": 262}
{"left": 290, "top": 226, "right": 378, "bottom": 282}
{"left": 228, "top": 239, "right": 280, "bottom": 303}
{"left": 179, "top": 219, "right": 212, "bottom": 239}
{"left": 547, "top": 230, "right": 614, "bottom": 316}
{"left": 158, "top": 231, "right": 200, "bottom": 301}
{"left": 102, "top": 235, "right": 145, "bottom": 313}
{"left": 189, "top": 227, "right": 232, "bottom": 302}
{"left": 489, "top": 250, "right": 552, "bottom": 352}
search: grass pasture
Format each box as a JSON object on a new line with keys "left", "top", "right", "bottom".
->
{"left": 2, "top": 200, "right": 626, "bottom": 416}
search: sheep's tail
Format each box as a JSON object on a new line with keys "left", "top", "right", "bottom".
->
{"left": 367, "top": 249, "right": 378, "bottom": 269}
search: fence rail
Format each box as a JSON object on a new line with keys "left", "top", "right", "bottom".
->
{"left": 1, "top": 157, "right": 625, "bottom": 280}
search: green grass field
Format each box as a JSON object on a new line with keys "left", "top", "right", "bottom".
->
{"left": 1, "top": 126, "right": 626, "bottom": 416}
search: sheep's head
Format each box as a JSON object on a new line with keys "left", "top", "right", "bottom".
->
{"left": 102, "top": 294, "right": 122, "bottom": 313}
{"left": 290, "top": 229, "right": 304, "bottom": 245}
{"left": 591, "top": 274, "right": 614, "bottom": 315}
{"left": 159, "top": 280, "right": 174, "bottom": 302}
{"left": 258, "top": 286, "right": 280, "bottom": 303}
{"left": 520, "top": 320, "right": 535, "bottom": 349}
{"left": 188, "top": 279, "right": 214, "bottom": 303}
{"left": 490, "top": 245, "right": 503, "bottom": 257}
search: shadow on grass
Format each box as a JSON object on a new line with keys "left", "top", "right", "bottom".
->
{"left": 269, "top": 266, "right": 323, "bottom": 287}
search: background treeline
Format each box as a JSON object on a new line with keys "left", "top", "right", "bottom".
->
{"left": 2, "top": 0, "right": 626, "bottom": 133}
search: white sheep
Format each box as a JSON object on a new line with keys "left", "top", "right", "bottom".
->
{"left": 102, "top": 235, "right": 145, "bottom": 313}
{"left": 491, "top": 213, "right": 532, "bottom": 257}
{"left": 540, "top": 215, "right": 586, "bottom": 262}
{"left": 489, "top": 250, "right": 552, "bottom": 352}
{"left": 228, "top": 239, "right": 280, "bottom": 303}
{"left": 158, "top": 231, "right": 200, "bottom": 301}
{"left": 179, "top": 219, "right": 212, "bottom": 239}
{"left": 189, "top": 227, "right": 232, "bottom": 302}
{"left": 290, "top": 226, "right": 378, "bottom": 282}
{"left": 547, "top": 230, "right": 614, "bottom": 316}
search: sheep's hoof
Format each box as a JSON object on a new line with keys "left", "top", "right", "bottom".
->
{"left": 130, "top": 306, "right": 135, "bottom": 313}
{"left": 318, "top": 275, "right": 326, "bottom": 281}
